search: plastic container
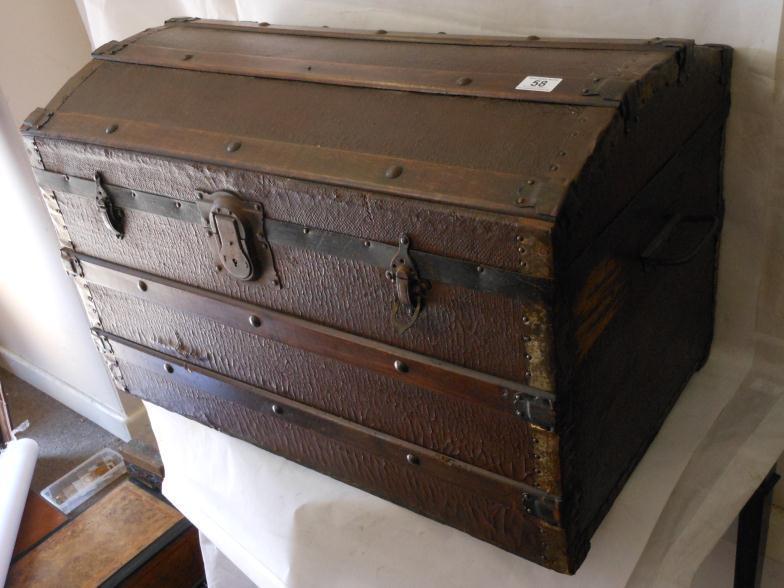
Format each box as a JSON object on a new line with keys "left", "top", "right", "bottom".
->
{"left": 40, "top": 448, "right": 126, "bottom": 514}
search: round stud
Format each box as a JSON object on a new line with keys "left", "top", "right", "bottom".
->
{"left": 226, "top": 141, "right": 242, "bottom": 153}
{"left": 393, "top": 360, "right": 409, "bottom": 373}
{"left": 399, "top": 235, "right": 409, "bottom": 245}
{"left": 376, "top": 29, "right": 387, "bottom": 34}
{"left": 476, "top": 266, "right": 484, "bottom": 273}
{"left": 259, "top": 21, "right": 270, "bottom": 27}
{"left": 137, "top": 280, "right": 148, "bottom": 292}
{"left": 385, "top": 165, "right": 403, "bottom": 179}
{"left": 175, "top": 201, "right": 182, "bottom": 208}
{"left": 271, "top": 404, "right": 283, "bottom": 414}
{"left": 456, "top": 77, "right": 472, "bottom": 86}
{"left": 527, "top": 35, "right": 540, "bottom": 40}
{"left": 249, "top": 315, "right": 261, "bottom": 328}
{"left": 363, "top": 240, "right": 370, "bottom": 247}
{"left": 303, "top": 227, "right": 310, "bottom": 234}
{"left": 183, "top": 54, "right": 194, "bottom": 61}
{"left": 406, "top": 453, "right": 420, "bottom": 465}
{"left": 163, "top": 363, "right": 174, "bottom": 374}
{"left": 105, "top": 124, "right": 118, "bottom": 134}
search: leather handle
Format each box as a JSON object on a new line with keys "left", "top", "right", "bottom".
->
{"left": 640, "top": 213, "right": 720, "bottom": 267}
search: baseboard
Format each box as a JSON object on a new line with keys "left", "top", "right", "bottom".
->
{"left": 0, "top": 345, "right": 132, "bottom": 441}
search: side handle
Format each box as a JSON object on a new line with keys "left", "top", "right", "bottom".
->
{"left": 640, "top": 214, "right": 720, "bottom": 268}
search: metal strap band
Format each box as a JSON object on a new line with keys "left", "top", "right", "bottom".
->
{"left": 94, "top": 43, "right": 631, "bottom": 107}
{"left": 71, "top": 250, "right": 555, "bottom": 426}
{"left": 34, "top": 169, "right": 552, "bottom": 302}
{"left": 99, "top": 328, "right": 562, "bottom": 525}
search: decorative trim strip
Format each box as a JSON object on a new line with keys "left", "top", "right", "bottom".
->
{"left": 25, "top": 111, "right": 563, "bottom": 218}
{"left": 70, "top": 250, "right": 555, "bottom": 429}
{"left": 100, "top": 328, "right": 562, "bottom": 525}
{"left": 94, "top": 43, "right": 631, "bottom": 107}
{"left": 164, "top": 19, "right": 690, "bottom": 53}
{"left": 35, "top": 169, "right": 552, "bottom": 302}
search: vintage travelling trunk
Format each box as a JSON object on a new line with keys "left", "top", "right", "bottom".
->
{"left": 21, "top": 18, "right": 732, "bottom": 573}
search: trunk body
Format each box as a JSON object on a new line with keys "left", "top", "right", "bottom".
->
{"left": 21, "top": 19, "right": 732, "bottom": 573}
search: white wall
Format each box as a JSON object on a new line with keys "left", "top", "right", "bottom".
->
{"left": 0, "top": 0, "right": 145, "bottom": 440}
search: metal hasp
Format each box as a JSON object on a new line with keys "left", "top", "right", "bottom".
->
{"left": 200, "top": 192, "right": 257, "bottom": 281}
{"left": 94, "top": 171, "right": 124, "bottom": 239}
{"left": 386, "top": 234, "right": 430, "bottom": 333}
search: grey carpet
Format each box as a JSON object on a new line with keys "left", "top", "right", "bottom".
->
{"left": 1, "top": 367, "right": 127, "bottom": 493}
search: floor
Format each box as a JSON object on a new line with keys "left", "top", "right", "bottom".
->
{"left": 1, "top": 367, "right": 128, "bottom": 493}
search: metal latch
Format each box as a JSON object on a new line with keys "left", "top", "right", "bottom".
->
{"left": 95, "top": 172, "right": 124, "bottom": 239}
{"left": 386, "top": 234, "right": 430, "bottom": 334}
{"left": 205, "top": 193, "right": 256, "bottom": 281}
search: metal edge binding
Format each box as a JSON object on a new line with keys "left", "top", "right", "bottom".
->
{"left": 65, "top": 248, "right": 556, "bottom": 423}
{"left": 36, "top": 169, "right": 552, "bottom": 302}
{"left": 99, "top": 327, "right": 562, "bottom": 526}
{"left": 166, "top": 18, "right": 691, "bottom": 53}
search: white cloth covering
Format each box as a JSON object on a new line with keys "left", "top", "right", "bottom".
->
{"left": 77, "top": 1, "right": 784, "bottom": 586}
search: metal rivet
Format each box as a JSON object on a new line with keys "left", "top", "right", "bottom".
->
{"left": 525, "top": 353, "right": 533, "bottom": 360}
{"left": 376, "top": 29, "right": 387, "bottom": 34}
{"left": 226, "top": 141, "right": 242, "bottom": 152}
{"left": 163, "top": 363, "right": 174, "bottom": 374}
{"left": 105, "top": 124, "right": 118, "bottom": 134}
{"left": 456, "top": 76, "right": 472, "bottom": 86}
{"left": 175, "top": 201, "right": 182, "bottom": 208}
{"left": 399, "top": 235, "right": 409, "bottom": 245}
{"left": 271, "top": 404, "right": 283, "bottom": 414}
{"left": 394, "top": 360, "right": 409, "bottom": 373}
{"left": 523, "top": 335, "right": 531, "bottom": 342}
{"left": 406, "top": 453, "right": 420, "bottom": 465}
{"left": 517, "top": 196, "right": 530, "bottom": 205}
{"left": 254, "top": 203, "right": 261, "bottom": 210}
{"left": 259, "top": 21, "right": 270, "bottom": 26}
{"left": 249, "top": 315, "right": 261, "bottom": 328}
{"left": 214, "top": 264, "right": 222, "bottom": 272}
{"left": 559, "top": 151, "right": 567, "bottom": 157}
{"left": 385, "top": 165, "right": 403, "bottom": 179}
{"left": 518, "top": 247, "right": 526, "bottom": 253}
{"left": 549, "top": 164, "right": 559, "bottom": 171}
{"left": 476, "top": 266, "right": 484, "bottom": 273}
{"left": 302, "top": 227, "right": 310, "bottom": 234}
{"left": 516, "top": 235, "right": 523, "bottom": 242}
{"left": 527, "top": 179, "right": 536, "bottom": 185}
{"left": 63, "top": 174, "right": 70, "bottom": 181}
{"left": 137, "top": 280, "right": 148, "bottom": 292}
{"left": 183, "top": 54, "right": 194, "bottom": 61}
{"left": 525, "top": 370, "right": 532, "bottom": 378}
{"left": 522, "top": 316, "right": 530, "bottom": 324}
{"left": 196, "top": 192, "right": 203, "bottom": 200}
{"left": 131, "top": 191, "right": 137, "bottom": 198}
{"left": 581, "top": 88, "right": 591, "bottom": 95}
{"left": 272, "top": 278, "right": 280, "bottom": 287}
{"left": 257, "top": 232, "right": 265, "bottom": 241}
{"left": 593, "top": 77, "right": 602, "bottom": 83}
{"left": 385, "top": 270, "right": 394, "bottom": 280}
{"left": 363, "top": 240, "right": 370, "bottom": 247}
